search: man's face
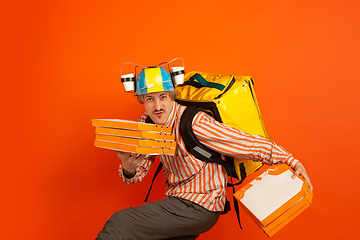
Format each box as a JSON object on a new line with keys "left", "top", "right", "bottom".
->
{"left": 143, "top": 91, "right": 174, "bottom": 125}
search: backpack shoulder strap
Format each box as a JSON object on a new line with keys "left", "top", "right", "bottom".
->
{"left": 180, "top": 105, "right": 236, "bottom": 177}
{"left": 180, "top": 105, "right": 223, "bottom": 163}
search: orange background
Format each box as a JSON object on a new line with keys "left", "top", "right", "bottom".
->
{"left": 2, "top": 0, "right": 360, "bottom": 239}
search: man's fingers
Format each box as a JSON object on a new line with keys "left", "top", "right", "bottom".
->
{"left": 132, "top": 154, "right": 146, "bottom": 163}
{"left": 308, "top": 180, "right": 314, "bottom": 192}
{"left": 123, "top": 152, "right": 146, "bottom": 163}
{"left": 292, "top": 167, "right": 314, "bottom": 192}
{"left": 115, "top": 151, "right": 135, "bottom": 161}
{"left": 137, "top": 154, "right": 146, "bottom": 161}
{"left": 302, "top": 173, "right": 314, "bottom": 192}
{"left": 115, "top": 150, "right": 124, "bottom": 158}
{"left": 292, "top": 170, "right": 300, "bottom": 179}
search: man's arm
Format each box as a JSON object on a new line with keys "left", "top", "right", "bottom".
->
{"left": 115, "top": 112, "right": 156, "bottom": 183}
{"left": 116, "top": 151, "right": 155, "bottom": 184}
{"left": 192, "top": 112, "right": 314, "bottom": 191}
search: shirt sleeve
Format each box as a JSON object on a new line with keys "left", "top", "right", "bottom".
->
{"left": 118, "top": 155, "right": 155, "bottom": 184}
{"left": 118, "top": 112, "right": 156, "bottom": 184}
{"left": 192, "top": 112, "right": 299, "bottom": 169}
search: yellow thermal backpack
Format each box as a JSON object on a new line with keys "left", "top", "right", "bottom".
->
{"left": 176, "top": 71, "right": 268, "bottom": 183}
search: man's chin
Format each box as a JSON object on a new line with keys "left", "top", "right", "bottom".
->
{"left": 150, "top": 116, "right": 165, "bottom": 125}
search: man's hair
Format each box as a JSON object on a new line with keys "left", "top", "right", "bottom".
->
{"left": 137, "top": 89, "right": 178, "bottom": 104}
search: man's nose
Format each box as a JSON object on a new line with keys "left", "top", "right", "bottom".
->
{"left": 154, "top": 99, "right": 162, "bottom": 110}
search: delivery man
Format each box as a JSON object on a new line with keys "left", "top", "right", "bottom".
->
{"left": 96, "top": 66, "right": 313, "bottom": 240}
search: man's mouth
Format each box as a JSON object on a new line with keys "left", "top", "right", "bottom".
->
{"left": 154, "top": 110, "right": 164, "bottom": 117}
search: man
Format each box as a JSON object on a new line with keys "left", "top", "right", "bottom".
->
{"left": 96, "top": 66, "right": 313, "bottom": 240}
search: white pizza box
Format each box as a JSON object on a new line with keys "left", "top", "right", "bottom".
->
{"left": 233, "top": 164, "right": 313, "bottom": 237}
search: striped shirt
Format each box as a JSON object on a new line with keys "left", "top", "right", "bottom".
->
{"left": 118, "top": 101, "right": 299, "bottom": 212}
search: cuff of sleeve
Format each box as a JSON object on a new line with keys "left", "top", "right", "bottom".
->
{"left": 118, "top": 164, "right": 135, "bottom": 184}
{"left": 286, "top": 156, "right": 299, "bottom": 170}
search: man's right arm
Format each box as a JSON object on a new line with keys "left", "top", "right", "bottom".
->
{"left": 116, "top": 151, "right": 155, "bottom": 184}
{"left": 116, "top": 112, "right": 158, "bottom": 183}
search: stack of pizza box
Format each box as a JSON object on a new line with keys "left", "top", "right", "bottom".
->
{"left": 92, "top": 119, "right": 176, "bottom": 155}
{"left": 233, "top": 164, "right": 313, "bottom": 237}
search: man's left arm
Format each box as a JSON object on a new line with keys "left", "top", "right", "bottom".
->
{"left": 192, "top": 112, "right": 314, "bottom": 191}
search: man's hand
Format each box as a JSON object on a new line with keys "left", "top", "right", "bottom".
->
{"left": 293, "top": 162, "right": 314, "bottom": 192}
{"left": 115, "top": 151, "right": 146, "bottom": 177}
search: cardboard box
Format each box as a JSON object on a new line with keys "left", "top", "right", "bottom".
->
{"left": 92, "top": 119, "right": 176, "bottom": 155}
{"left": 233, "top": 164, "right": 313, "bottom": 237}
{"left": 94, "top": 140, "right": 176, "bottom": 155}
{"left": 92, "top": 119, "right": 172, "bottom": 133}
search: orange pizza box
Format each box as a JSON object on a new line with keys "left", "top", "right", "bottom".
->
{"left": 92, "top": 119, "right": 172, "bottom": 134}
{"left": 95, "top": 126, "right": 175, "bottom": 141}
{"left": 94, "top": 140, "right": 176, "bottom": 155}
{"left": 92, "top": 118, "right": 176, "bottom": 155}
{"left": 95, "top": 134, "right": 176, "bottom": 148}
{"left": 233, "top": 164, "right": 313, "bottom": 237}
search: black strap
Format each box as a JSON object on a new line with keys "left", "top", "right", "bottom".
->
{"left": 232, "top": 182, "right": 243, "bottom": 229}
{"left": 180, "top": 106, "right": 224, "bottom": 164}
{"left": 228, "top": 162, "right": 246, "bottom": 187}
{"left": 222, "top": 200, "right": 231, "bottom": 215}
{"left": 180, "top": 105, "right": 238, "bottom": 179}
{"left": 144, "top": 162, "right": 163, "bottom": 202}
{"left": 175, "top": 100, "right": 222, "bottom": 123}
